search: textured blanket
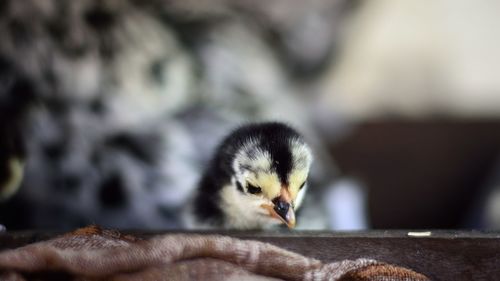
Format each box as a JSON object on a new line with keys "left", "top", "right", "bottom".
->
{"left": 0, "top": 226, "right": 429, "bottom": 281}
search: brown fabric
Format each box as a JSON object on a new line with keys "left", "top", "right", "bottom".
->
{"left": 0, "top": 226, "right": 429, "bottom": 281}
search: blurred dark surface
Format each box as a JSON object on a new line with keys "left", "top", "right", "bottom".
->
{"left": 330, "top": 120, "right": 500, "bottom": 229}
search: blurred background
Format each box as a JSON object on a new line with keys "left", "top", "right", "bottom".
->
{"left": 1, "top": 0, "right": 500, "bottom": 231}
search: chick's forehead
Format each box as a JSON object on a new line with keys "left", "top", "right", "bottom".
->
{"left": 233, "top": 138, "right": 311, "bottom": 174}
{"left": 233, "top": 139, "right": 271, "bottom": 173}
{"left": 233, "top": 138, "right": 312, "bottom": 194}
{"left": 290, "top": 140, "right": 313, "bottom": 170}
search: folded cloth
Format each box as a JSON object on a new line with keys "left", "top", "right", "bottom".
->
{"left": 0, "top": 226, "right": 429, "bottom": 281}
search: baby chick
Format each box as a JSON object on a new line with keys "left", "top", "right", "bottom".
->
{"left": 192, "top": 122, "right": 312, "bottom": 229}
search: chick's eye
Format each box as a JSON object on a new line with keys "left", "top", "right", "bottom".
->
{"left": 247, "top": 183, "right": 262, "bottom": 194}
{"left": 299, "top": 181, "right": 306, "bottom": 190}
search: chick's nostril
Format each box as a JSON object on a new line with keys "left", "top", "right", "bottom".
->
{"left": 273, "top": 198, "right": 290, "bottom": 219}
{"left": 276, "top": 201, "right": 288, "bottom": 212}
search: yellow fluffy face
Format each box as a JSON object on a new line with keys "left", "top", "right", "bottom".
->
{"left": 219, "top": 135, "right": 312, "bottom": 229}
{"left": 245, "top": 169, "right": 308, "bottom": 204}
{"left": 232, "top": 138, "right": 312, "bottom": 207}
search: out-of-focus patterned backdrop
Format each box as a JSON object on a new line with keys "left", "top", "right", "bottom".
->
{"left": 1, "top": 0, "right": 500, "bottom": 230}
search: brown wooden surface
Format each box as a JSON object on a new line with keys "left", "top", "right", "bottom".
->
{"left": 1, "top": 230, "right": 500, "bottom": 280}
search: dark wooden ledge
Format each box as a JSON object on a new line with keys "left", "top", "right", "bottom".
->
{"left": 1, "top": 230, "right": 499, "bottom": 280}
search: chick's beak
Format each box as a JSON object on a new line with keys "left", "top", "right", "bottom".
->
{"left": 261, "top": 188, "right": 296, "bottom": 228}
{"left": 273, "top": 198, "right": 296, "bottom": 228}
